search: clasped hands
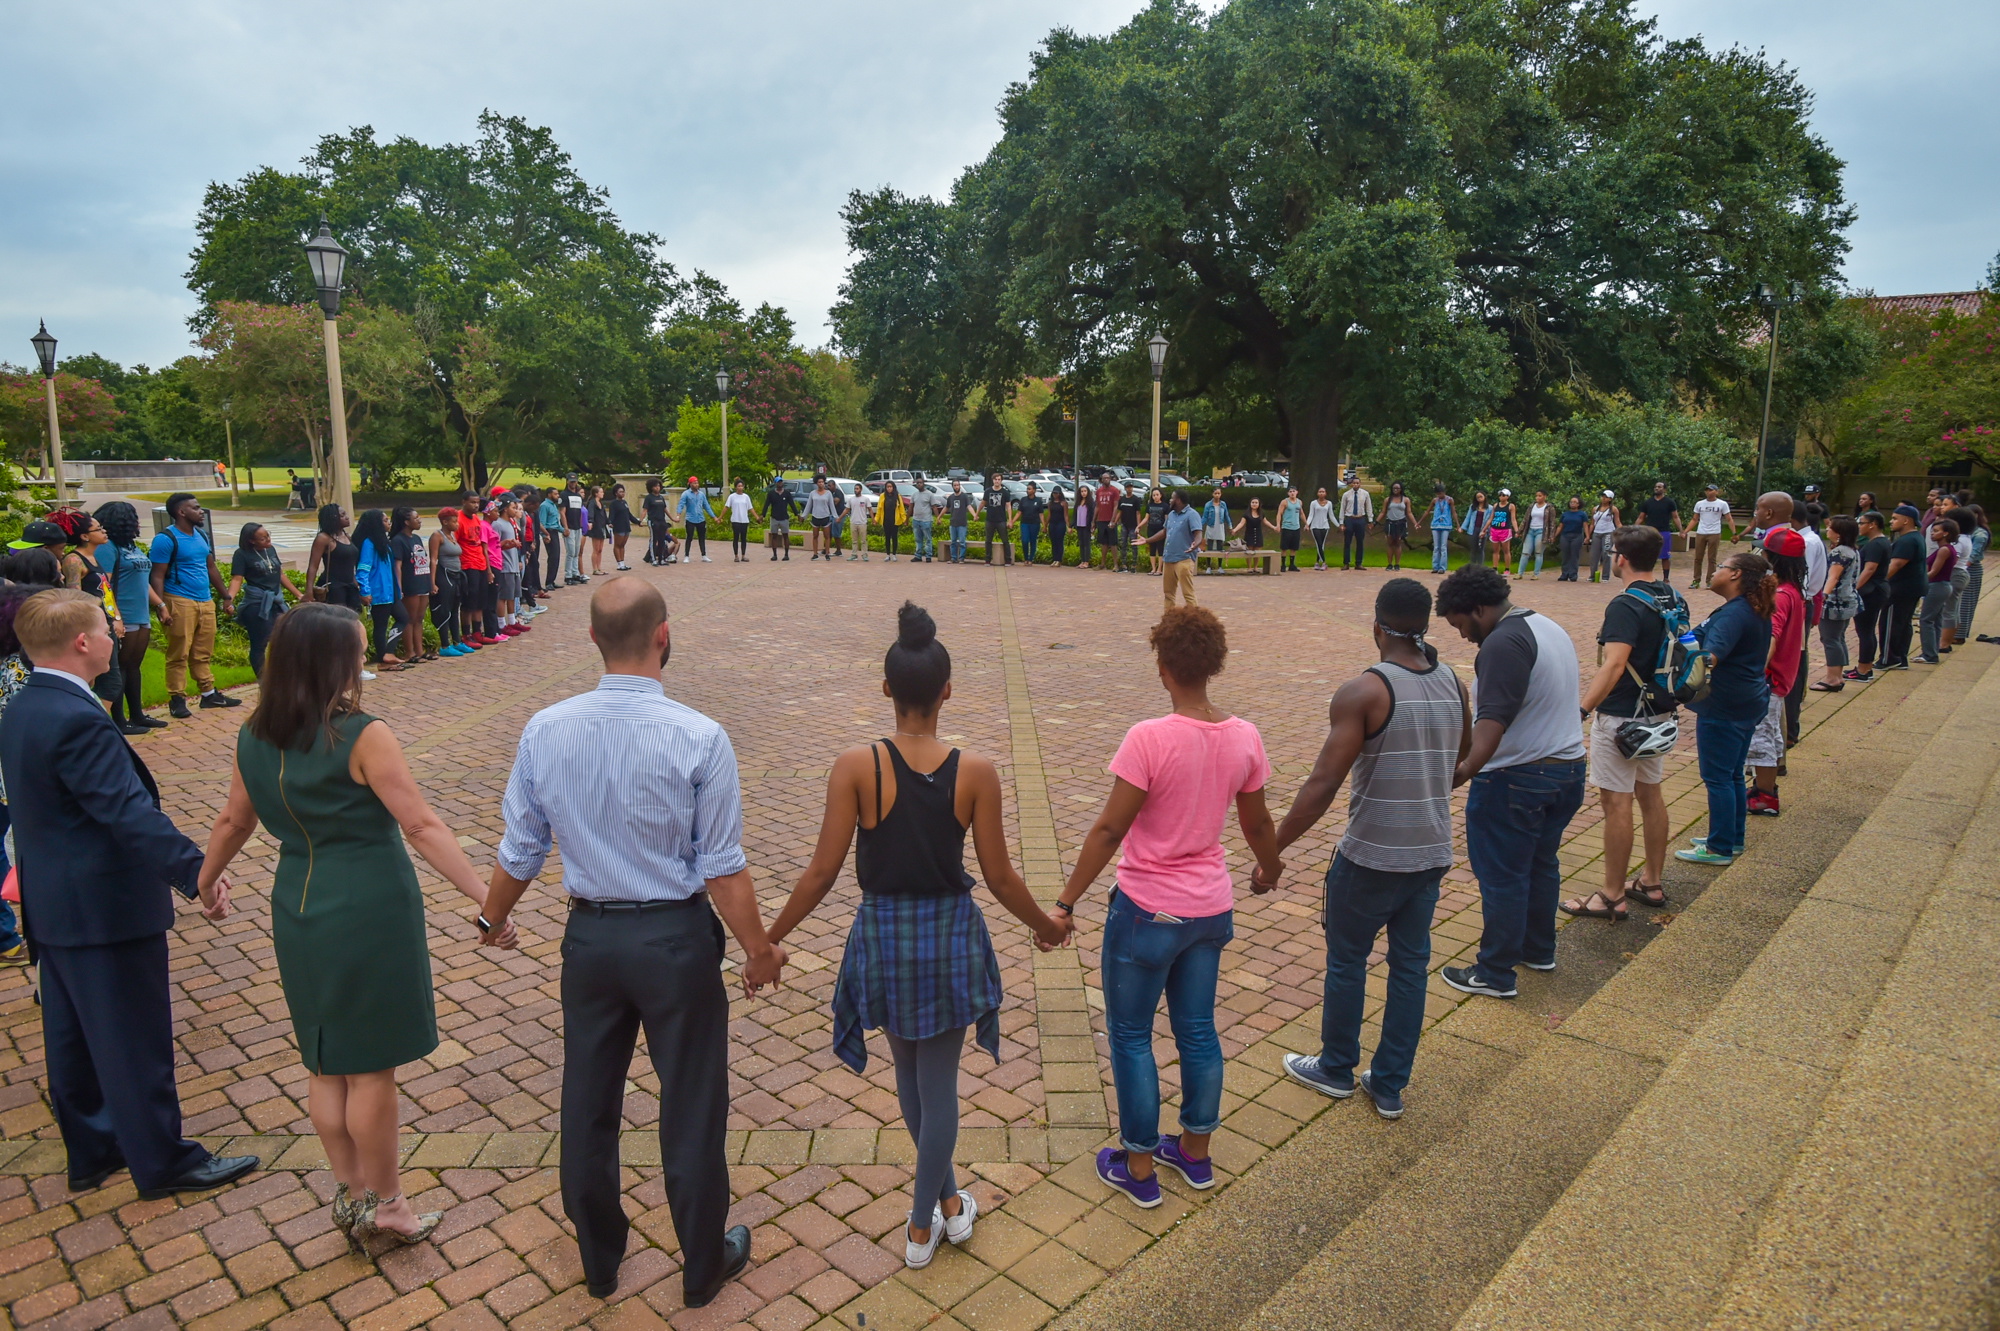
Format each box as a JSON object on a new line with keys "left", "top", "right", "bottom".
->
{"left": 1249, "top": 859, "right": 1285, "bottom": 895}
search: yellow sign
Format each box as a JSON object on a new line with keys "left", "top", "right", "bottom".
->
{"left": 1177, "top": 420, "right": 1190, "bottom": 440}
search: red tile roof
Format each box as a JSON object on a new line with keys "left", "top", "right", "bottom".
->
{"left": 1862, "top": 291, "right": 1985, "bottom": 319}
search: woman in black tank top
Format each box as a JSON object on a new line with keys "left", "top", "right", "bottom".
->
{"left": 766, "top": 602, "right": 1069, "bottom": 1270}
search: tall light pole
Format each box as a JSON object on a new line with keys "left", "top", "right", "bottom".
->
{"left": 30, "top": 322, "right": 64, "bottom": 503}
{"left": 1751, "top": 281, "right": 1804, "bottom": 501}
{"left": 1063, "top": 397, "right": 1079, "bottom": 480}
{"left": 304, "top": 217, "right": 354, "bottom": 516}
{"left": 715, "top": 368, "right": 732, "bottom": 498}
{"left": 222, "top": 398, "right": 240, "bottom": 508}
{"left": 1147, "top": 333, "right": 1169, "bottom": 488}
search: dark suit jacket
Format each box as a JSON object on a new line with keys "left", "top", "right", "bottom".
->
{"left": 0, "top": 673, "right": 203, "bottom": 947}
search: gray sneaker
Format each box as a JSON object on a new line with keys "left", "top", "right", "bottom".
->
{"left": 1282, "top": 1053, "right": 1356, "bottom": 1099}
{"left": 1358, "top": 1071, "right": 1403, "bottom": 1119}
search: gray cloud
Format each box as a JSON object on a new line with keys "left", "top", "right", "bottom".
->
{"left": 3, "top": 0, "right": 1994, "bottom": 369}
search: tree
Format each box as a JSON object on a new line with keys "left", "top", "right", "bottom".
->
{"left": 665, "top": 400, "right": 770, "bottom": 490}
{"left": 804, "top": 350, "right": 891, "bottom": 477}
{"left": 833, "top": 0, "right": 1850, "bottom": 499}
{"left": 0, "top": 369, "right": 121, "bottom": 470}
{"left": 1845, "top": 300, "right": 2000, "bottom": 474}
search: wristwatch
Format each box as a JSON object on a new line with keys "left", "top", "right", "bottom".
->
{"left": 477, "top": 914, "right": 495, "bottom": 933}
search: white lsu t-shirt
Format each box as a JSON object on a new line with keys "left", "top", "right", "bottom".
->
{"left": 726, "top": 493, "right": 754, "bottom": 522}
{"left": 1694, "top": 498, "right": 1731, "bottom": 535}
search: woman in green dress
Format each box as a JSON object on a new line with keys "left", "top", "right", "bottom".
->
{"left": 198, "top": 603, "right": 516, "bottom": 1249}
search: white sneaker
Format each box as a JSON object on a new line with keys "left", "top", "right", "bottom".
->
{"left": 942, "top": 1190, "right": 977, "bottom": 1244}
{"left": 701, "top": 555, "right": 712, "bottom": 562}
{"left": 616, "top": 562, "right": 630, "bottom": 570}
{"left": 360, "top": 670, "right": 377, "bottom": 681}
{"left": 905, "top": 1208, "right": 944, "bottom": 1269}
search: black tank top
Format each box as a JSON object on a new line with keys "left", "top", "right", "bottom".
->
{"left": 854, "top": 741, "right": 976, "bottom": 898}
{"left": 323, "top": 537, "right": 360, "bottom": 587}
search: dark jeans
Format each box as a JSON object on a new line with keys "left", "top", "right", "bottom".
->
{"left": 986, "top": 523, "right": 1012, "bottom": 564}
{"left": 1855, "top": 586, "right": 1888, "bottom": 665}
{"left": 684, "top": 521, "right": 707, "bottom": 556}
{"left": 1101, "top": 889, "right": 1231, "bottom": 1153}
{"left": 1342, "top": 517, "right": 1368, "bottom": 567}
{"left": 544, "top": 530, "right": 563, "bottom": 584}
{"left": 1885, "top": 586, "right": 1922, "bottom": 666}
{"left": 1020, "top": 521, "right": 1040, "bottom": 563}
{"left": 1318, "top": 854, "right": 1442, "bottom": 1096}
{"left": 561, "top": 901, "right": 730, "bottom": 1298}
{"left": 731, "top": 521, "right": 750, "bottom": 557}
{"left": 1465, "top": 759, "right": 1587, "bottom": 986}
{"left": 1558, "top": 531, "right": 1584, "bottom": 580}
{"left": 1696, "top": 709, "right": 1759, "bottom": 857}
{"left": 1784, "top": 639, "right": 1808, "bottom": 744}
{"left": 241, "top": 608, "right": 279, "bottom": 676}
{"left": 523, "top": 536, "right": 542, "bottom": 598}
{"left": 368, "top": 601, "right": 407, "bottom": 660}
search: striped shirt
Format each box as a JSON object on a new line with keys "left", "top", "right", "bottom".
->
{"left": 1338, "top": 657, "right": 1465, "bottom": 873}
{"left": 497, "top": 674, "right": 747, "bottom": 899}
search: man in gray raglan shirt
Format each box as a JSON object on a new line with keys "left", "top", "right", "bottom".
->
{"left": 1432, "top": 564, "right": 1586, "bottom": 999}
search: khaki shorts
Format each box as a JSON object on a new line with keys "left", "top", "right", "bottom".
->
{"left": 1588, "top": 711, "right": 1668, "bottom": 793}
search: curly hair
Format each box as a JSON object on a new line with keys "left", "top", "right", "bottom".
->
{"left": 1435, "top": 563, "right": 1511, "bottom": 618}
{"left": 94, "top": 500, "right": 140, "bottom": 550}
{"left": 1151, "top": 606, "right": 1228, "bottom": 686}
{"left": 317, "top": 503, "right": 347, "bottom": 535}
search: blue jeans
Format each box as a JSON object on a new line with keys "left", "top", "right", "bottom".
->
{"left": 913, "top": 519, "right": 934, "bottom": 559}
{"left": 562, "top": 528, "right": 582, "bottom": 579}
{"left": 1101, "top": 889, "right": 1232, "bottom": 1153}
{"left": 1020, "top": 521, "right": 1040, "bottom": 563}
{"left": 1695, "top": 709, "right": 1758, "bottom": 857}
{"left": 1431, "top": 528, "right": 1451, "bottom": 572}
{"left": 1517, "top": 530, "right": 1545, "bottom": 576}
{"left": 1465, "top": 760, "right": 1587, "bottom": 986}
{"left": 949, "top": 524, "right": 967, "bottom": 561}
{"left": 1318, "top": 854, "right": 1441, "bottom": 1095}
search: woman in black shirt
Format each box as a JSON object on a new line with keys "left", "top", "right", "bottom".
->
{"left": 228, "top": 523, "right": 298, "bottom": 677}
{"left": 389, "top": 508, "right": 435, "bottom": 661}
{"left": 585, "top": 486, "right": 610, "bottom": 576}
{"left": 1145, "top": 489, "right": 1168, "bottom": 575}
{"left": 608, "top": 484, "right": 636, "bottom": 570}
{"left": 643, "top": 480, "right": 674, "bottom": 564}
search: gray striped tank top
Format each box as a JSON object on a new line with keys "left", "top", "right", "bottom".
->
{"left": 1337, "top": 658, "right": 1463, "bottom": 872}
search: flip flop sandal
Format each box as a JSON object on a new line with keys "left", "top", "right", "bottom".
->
{"left": 1625, "top": 879, "right": 1667, "bottom": 909}
{"left": 1560, "top": 892, "right": 1627, "bottom": 921}
{"left": 1809, "top": 681, "right": 1843, "bottom": 692}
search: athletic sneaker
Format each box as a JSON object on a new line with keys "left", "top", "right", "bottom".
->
{"left": 1676, "top": 847, "right": 1735, "bottom": 865}
{"left": 199, "top": 690, "right": 242, "bottom": 709}
{"left": 701, "top": 555, "right": 712, "bottom": 562}
{"left": 1357, "top": 1071, "right": 1403, "bottom": 1120}
{"left": 904, "top": 1208, "right": 944, "bottom": 1269}
{"left": 942, "top": 1190, "right": 978, "bottom": 1243}
{"left": 1916, "top": 655, "right": 1940, "bottom": 665}
{"left": 1748, "top": 790, "right": 1780, "bottom": 817}
{"left": 360, "top": 670, "right": 377, "bottom": 682}
{"left": 1281, "top": 1053, "right": 1356, "bottom": 1100}
{"left": 1440, "top": 966, "right": 1517, "bottom": 999}
{"left": 1096, "top": 1149, "right": 1162, "bottom": 1208}
{"left": 1155, "top": 1136, "right": 1215, "bottom": 1189}
{"left": 616, "top": 562, "right": 631, "bottom": 570}
{"left": 1521, "top": 958, "right": 1557, "bottom": 972}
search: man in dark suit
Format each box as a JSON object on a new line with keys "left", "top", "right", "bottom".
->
{"left": 0, "top": 590, "right": 257, "bottom": 1198}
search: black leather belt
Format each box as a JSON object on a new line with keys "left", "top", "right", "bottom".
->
{"left": 569, "top": 894, "right": 707, "bottom": 914}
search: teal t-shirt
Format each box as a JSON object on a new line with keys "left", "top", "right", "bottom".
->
{"left": 148, "top": 527, "right": 214, "bottom": 601}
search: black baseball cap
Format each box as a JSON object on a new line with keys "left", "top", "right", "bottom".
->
{"left": 7, "top": 520, "right": 65, "bottom": 550}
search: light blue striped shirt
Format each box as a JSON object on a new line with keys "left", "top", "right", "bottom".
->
{"left": 497, "top": 674, "right": 748, "bottom": 899}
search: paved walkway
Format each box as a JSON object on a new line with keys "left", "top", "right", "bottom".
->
{"left": 0, "top": 552, "right": 1883, "bottom": 1330}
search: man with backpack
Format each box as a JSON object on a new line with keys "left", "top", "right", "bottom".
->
{"left": 1563, "top": 525, "right": 1685, "bottom": 921}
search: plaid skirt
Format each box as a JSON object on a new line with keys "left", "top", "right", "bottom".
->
{"left": 831, "top": 891, "right": 1003, "bottom": 1073}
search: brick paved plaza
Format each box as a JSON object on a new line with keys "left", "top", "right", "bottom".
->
{"left": 0, "top": 547, "right": 1865, "bottom": 1330}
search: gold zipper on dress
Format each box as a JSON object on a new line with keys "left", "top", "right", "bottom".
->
{"left": 276, "top": 749, "right": 315, "bottom": 911}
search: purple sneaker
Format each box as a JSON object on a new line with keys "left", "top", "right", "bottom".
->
{"left": 1156, "top": 1135, "right": 1214, "bottom": 1190}
{"left": 1096, "top": 1148, "right": 1162, "bottom": 1208}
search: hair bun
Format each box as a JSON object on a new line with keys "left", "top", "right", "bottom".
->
{"left": 896, "top": 601, "right": 937, "bottom": 650}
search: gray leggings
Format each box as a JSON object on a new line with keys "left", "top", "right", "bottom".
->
{"left": 886, "top": 1027, "right": 964, "bottom": 1229}
{"left": 1818, "top": 614, "right": 1851, "bottom": 669}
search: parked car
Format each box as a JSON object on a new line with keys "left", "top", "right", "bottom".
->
{"left": 863, "top": 469, "right": 915, "bottom": 493}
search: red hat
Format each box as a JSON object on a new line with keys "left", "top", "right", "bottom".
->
{"left": 1762, "top": 526, "right": 1806, "bottom": 558}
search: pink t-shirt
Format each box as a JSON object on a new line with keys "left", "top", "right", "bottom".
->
{"left": 1107, "top": 713, "right": 1271, "bottom": 918}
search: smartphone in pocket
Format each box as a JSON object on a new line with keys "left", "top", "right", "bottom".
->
{"left": 1152, "top": 911, "right": 1184, "bottom": 924}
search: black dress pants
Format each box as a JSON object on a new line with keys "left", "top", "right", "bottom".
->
{"left": 1855, "top": 586, "right": 1888, "bottom": 665}
{"left": 1342, "top": 517, "right": 1368, "bottom": 567}
{"left": 40, "top": 935, "right": 208, "bottom": 1190}
{"left": 1886, "top": 586, "right": 1922, "bottom": 666}
{"left": 561, "top": 901, "right": 731, "bottom": 1296}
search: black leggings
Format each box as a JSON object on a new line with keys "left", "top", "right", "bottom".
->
{"left": 369, "top": 600, "right": 408, "bottom": 660}
{"left": 1854, "top": 587, "right": 1888, "bottom": 665}
{"left": 115, "top": 625, "right": 150, "bottom": 723}
{"left": 243, "top": 610, "right": 278, "bottom": 676}
{"left": 685, "top": 521, "right": 707, "bottom": 556}
{"left": 731, "top": 521, "right": 749, "bottom": 557}
{"left": 650, "top": 524, "right": 673, "bottom": 562}
{"left": 1311, "top": 528, "right": 1329, "bottom": 566}
{"left": 432, "top": 571, "right": 463, "bottom": 646}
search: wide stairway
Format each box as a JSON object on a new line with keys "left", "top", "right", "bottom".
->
{"left": 1054, "top": 645, "right": 2000, "bottom": 1331}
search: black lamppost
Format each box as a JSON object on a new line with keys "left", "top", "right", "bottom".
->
{"left": 715, "top": 368, "right": 732, "bottom": 497}
{"left": 30, "top": 322, "right": 64, "bottom": 497}
{"left": 303, "top": 217, "right": 353, "bottom": 514}
{"left": 1146, "top": 333, "right": 1169, "bottom": 485}
{"left": 1753, "top": 281, "right": 1805, "bottom": 499}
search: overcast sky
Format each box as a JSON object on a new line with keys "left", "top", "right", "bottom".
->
{"left": 3, "top": 0, "right": 1995, "bottom": 371}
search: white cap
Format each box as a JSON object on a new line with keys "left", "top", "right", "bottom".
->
{"left": 1499, "top": 488, "right": 1511, "bottom": 496}
{"left": 1602, "top": 489, "right": 1615, "bottom": 497}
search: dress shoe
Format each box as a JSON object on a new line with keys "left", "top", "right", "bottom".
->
{"left": 68, "top": 1160, "right": 126, "bottom": 1192}
{"left": 138, "top": 1153, "right": 259, "bottom": 1200}
{"left": 681, "top": 1225, "right": 752, "bottom": 1308}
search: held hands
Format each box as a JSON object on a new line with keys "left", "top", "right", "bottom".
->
{"left": 475, "top": 915, "right": 519, "bottom": 949}
{"left": 1249, "top": 861, "right": 1283, "bottom": 895}
{"left": 741, "top": 943, "right": 788, "bottom": 996}
{"left": 199, "top": 874, "right": 232, "bottom": 922}
{"left": 1034, "top": 912, "right": 1075, "bottom": 952}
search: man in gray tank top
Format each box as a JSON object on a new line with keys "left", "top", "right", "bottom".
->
{"left": 1261, "top": 579, "right": 1469, "bottom": 1120}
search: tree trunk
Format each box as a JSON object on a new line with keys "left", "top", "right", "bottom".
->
{"left": 1288, "top": 382, "right": 1344, "bottom": 503}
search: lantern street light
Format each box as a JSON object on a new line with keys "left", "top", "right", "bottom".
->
{"left": 1751, "top": 281, "right": 1806, "bottom": 501}
{"left": 221, "top": 398, "right": 240, "bottom": 508}
{"left": 303, "top": 217, "right": 354, "bottom": 515}
{"left": 30, "top": 321, "right": 66, "bottom": 500}
{"left": 715, "top": 368, "right": 733, "bottom": 500}
{"left": 1146, "top": 333, "right": 1169, "bottom": 491}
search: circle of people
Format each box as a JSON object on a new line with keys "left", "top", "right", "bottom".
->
{"left": 0, "top": 476, "right": 1986, "bottom": 1309}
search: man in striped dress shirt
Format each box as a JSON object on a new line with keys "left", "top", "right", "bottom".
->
{"left": 1260, "top": 579, "right": 1469, "bottom": 1120}
{"left": 481, "top": 577, "right": 787, "bottom": 1306}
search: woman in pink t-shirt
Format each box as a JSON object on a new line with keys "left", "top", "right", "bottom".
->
{"left": 1054, "top": 607, "right": 1283, "bottom": 1209}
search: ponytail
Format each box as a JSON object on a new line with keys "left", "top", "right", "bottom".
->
{"left": 1726, "top": 551, "right": 1777, "bottom": 619}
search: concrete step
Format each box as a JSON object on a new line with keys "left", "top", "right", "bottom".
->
{"left": 1050, "top": 645, "right": 1990, "bottom": 1331}
{"left": 1451, "top": 648, "right": 2000, "bottom": 1330}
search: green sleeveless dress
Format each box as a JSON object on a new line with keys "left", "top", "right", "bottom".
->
{"left": 236, "top": 713, "right": 439, "bottom": 1075}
